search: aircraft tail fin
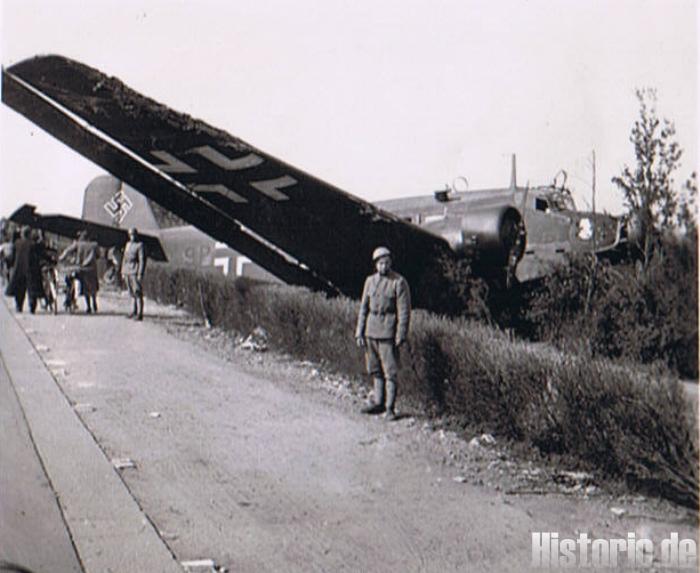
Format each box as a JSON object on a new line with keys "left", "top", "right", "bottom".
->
{"left": 82, "top": 174, "right": 160, "bottom": 231}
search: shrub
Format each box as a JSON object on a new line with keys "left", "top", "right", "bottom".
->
{"left": 522, "top": 236, "right": 698, "bottom": 379}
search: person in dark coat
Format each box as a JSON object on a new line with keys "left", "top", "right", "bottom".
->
{"left": 5, "top": 226, "right": 43, "bottom": 313}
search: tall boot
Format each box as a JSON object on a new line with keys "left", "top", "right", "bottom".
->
{"left": 15, "top": 290, "right": 25, "bottom": 312}
{"left": 362, "top": 376, "right": 386, "bottom": 414}
{"left": 136, "top": 296, "right": 144, "bottom": 321}
{"left": 384, "top": 379, "right": 397, "bottom": 420}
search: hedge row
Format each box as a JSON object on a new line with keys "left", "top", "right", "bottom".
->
{"left": 144, "top": 265, "right": 698, "bottom": 508}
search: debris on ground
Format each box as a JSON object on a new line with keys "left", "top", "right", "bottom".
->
{"left": 112, "top": 458, "right": 136, "bottom": 470}
{"left": 469, "top": 433, "right": 496, "bottom": 449}
{"left": 148, "top": 411, "right": 161, "bottom": 418}
{"left": 159, "top": 531, "right": 179, "bottom": 541}
{"left": 73, "top": 403, "right": 96, "bottom": 413}
{"left": 238, "top": 327, "right": 268, "bottom": 352}
{"left": 610, "top": 507, "right": 627, "bottom": 518}
{"left": 51, "top": 368, "right": 68, "bottom": 377}
{"left": 553, "top": 470, "right": 596, "bottom": 490}
{"left": 181, "top": 558, "right": 226, "bottom": 572}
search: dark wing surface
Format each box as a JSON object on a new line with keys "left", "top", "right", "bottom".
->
{"left": 10, "top": 204, "right": 168, "bottom": 262}
{"left": 2, "top": 55, "right": 453, "bottom": 305}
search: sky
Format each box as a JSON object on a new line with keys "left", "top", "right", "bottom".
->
{"left": 0, "top": 0, "right": 697, "bottom": 218}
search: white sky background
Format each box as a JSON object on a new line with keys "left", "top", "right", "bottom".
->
{"left": 0, "top": 0, "right": 697, "bottom": 218}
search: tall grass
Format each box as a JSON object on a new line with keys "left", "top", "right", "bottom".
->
{"left": 144, "top": 265, "right": 698, "bottom": 508}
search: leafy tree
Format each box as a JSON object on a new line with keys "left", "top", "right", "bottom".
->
{"left": 612, "top": 89, "right": 693, "bottom": 268}
{"left": 677, "top": 172, "right": 697, "bottom": 236}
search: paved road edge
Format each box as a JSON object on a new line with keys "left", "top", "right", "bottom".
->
{"left": 0, "top": 300, "right": 182, "bottom": 573}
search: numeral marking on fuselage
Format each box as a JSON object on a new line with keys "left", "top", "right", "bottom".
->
{"left": 151, "top": 146, "right": 295, "bottom": 202}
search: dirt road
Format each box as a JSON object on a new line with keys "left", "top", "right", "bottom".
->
{"left": 1, "top": 291, "right": 696, "bottom": 572}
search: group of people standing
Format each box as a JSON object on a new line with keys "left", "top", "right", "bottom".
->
{"left": 1, "top": 226, "right": 56, "bottom": 313}
{"left": 1, "top": 225, "right": 146, "bottom": 320}
{"left": 2, "top": 226, "right": 410, "bottom": 416}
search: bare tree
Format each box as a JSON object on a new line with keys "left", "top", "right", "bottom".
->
{"left": 612, "top": 88, "right": 691, "bottom": 268}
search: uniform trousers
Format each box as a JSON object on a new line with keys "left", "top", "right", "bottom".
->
{"left": 365, "top": 338, "right": 400, "bottom": 410}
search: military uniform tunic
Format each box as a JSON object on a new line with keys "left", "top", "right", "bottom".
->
{"left": 355, "top": 270, "right": 411, "bottom": 341}
{"left": 121, "top": 239, "right": 146, "bottom": 296}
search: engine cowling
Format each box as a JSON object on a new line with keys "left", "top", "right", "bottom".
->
{"left": 423, "top": 206, "right": 525, "bottom": 267}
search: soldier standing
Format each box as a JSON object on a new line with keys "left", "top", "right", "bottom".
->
{"left": 355, "top": 246, "right": 411, "bottom": 421}
{"left": 120, "top": 227, "right": 146, "bottom": 320}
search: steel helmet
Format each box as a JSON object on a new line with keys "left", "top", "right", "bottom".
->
{"left": 372, "top": 246, "right": 391, "bottom": 261}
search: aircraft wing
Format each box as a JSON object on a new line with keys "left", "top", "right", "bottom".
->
{"left": 2, "top": 55, "right": 453, "bottom": 305}
{"left": 10, "top": 204, "right": 169, "bottom": 262}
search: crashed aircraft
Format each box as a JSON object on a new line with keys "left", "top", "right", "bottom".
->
{"left": 2, "top": 55, "right": 633, "bottom": 308}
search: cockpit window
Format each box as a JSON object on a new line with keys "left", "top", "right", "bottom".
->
{"left": 535, "top": 197, "right": 549, "bottom": 212}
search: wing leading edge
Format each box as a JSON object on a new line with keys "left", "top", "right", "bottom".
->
{"left": 2, "top": 55, "right": 454, "bottom": 306}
